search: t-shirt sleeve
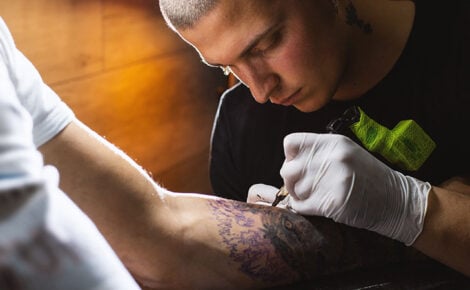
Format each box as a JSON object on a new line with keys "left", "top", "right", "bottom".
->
{"left": 0, "top": 18, "right": 74, "bottom": 148}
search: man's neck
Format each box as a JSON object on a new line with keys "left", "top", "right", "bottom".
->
{"left": 333, "top": 0, "right": 416, "bottom": 101}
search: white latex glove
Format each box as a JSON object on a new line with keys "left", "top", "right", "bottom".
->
{"left": 252, "top": 133, "right": 431, "bottom": 246}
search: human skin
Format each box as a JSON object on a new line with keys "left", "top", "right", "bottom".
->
{"left": 40, "top": 121, "right": 420, "bottom": 289}
{"left": 156, "top": 195, "right": 421, "bottom": 289}
{"left": 177, "top": 0, "right": 415, "bottom": 113}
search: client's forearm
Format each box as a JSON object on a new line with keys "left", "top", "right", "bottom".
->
{"left": 134, "top": 194, "right": 423, "bottom": 289}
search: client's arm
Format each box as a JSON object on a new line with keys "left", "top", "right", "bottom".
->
{"left": 40, "top": 120, "right": 420, "bottom": 289}
{"left": 148, "top": 193, "right": 422, "bottom": 289}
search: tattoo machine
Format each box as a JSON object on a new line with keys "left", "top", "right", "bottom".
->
{"left": 271, "top": 186, "right": 289, "bottom": 207}
{"left": 326, "top": 106, "right": 435, "bottom": 171}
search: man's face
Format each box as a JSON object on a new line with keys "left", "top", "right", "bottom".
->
{"left": 179, "top": 0, "right": 351, "bottom": 112}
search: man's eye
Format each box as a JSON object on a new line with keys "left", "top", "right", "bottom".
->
{"left": 251, "top": 30, "right": 283, "bottom": 56}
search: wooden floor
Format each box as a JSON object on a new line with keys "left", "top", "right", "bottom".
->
{"left": 0, "top": 0, "right": 227, "bottom": 194}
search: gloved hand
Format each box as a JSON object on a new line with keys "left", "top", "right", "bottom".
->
{"left": 249, "top": 132, "right": 431, "bottom": 246}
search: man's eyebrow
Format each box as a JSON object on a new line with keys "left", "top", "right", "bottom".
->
{"left": 239, "top": 24, "right": 279, "bottom": 58}
{"left": 203, "top": 22, "right": 282, "bottom": 67}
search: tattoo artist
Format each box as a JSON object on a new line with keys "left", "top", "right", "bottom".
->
{"left": 159, "top": 0, "right": 470, "bottom": 276}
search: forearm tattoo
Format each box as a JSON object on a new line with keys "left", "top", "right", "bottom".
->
{"left": 208, "top": 199, "right": 333, "bottom": 283}
{"left": 208, "top": 199, "right": 424, "bottom": 285}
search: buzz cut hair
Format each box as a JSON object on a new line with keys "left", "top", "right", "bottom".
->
{"left": 159, "top": 0, "right": 220, "bottom": 31}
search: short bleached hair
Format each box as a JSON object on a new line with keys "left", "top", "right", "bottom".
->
{"left": 159, "top": 0, "right": 220, "bottom": 31}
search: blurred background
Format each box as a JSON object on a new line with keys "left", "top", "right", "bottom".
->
{"left": 0, "top": 0, "right": 228, "bottom": 194}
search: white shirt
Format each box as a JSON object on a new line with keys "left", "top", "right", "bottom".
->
{"left": 0, "top": 17, "right": 140, "bottom": 290}
{"left": 0, "top": 17, "right": 74, "bottom": 148}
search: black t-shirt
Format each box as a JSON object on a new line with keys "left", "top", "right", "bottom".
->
{"left": 210, "top": 0, "right": 470, "bottom": 201}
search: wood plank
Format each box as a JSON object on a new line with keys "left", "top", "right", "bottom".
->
{"left": 1, "top": 0, "right": 228, "bottom": 193}
{"left": 53, "top": 50, "right": 226, "bottom": 193}
{"left": 0, "top": 0, "right": 104, "bottom": 84}
{"left": 156, "top": 146, "right": 213, "bottom": 194}
{"left": 103, "top": 0, "right": 191, "bottom": 69}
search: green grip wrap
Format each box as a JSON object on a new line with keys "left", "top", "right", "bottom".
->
{"left": 350, "top": 107, "right": 436, "bottom": 171}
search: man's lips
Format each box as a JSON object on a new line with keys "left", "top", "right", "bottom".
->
{"left": 271, "top": 89, "right": 301, "bottom": 106}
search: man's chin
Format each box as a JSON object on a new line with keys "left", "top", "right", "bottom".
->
{"left": 292, "top": 92, "right": 333, "bottom": 113}
{"left": 292, "top": 102, "right": 325, "bottom": 113}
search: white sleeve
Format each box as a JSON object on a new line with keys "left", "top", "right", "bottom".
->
{"left": 0, "top": 167, "right": 142, "bottom": 290}
{"left": 0, "top": 31, "right": 43, "bottom": 187}
{"left": 0, "top": 75, "right": 140, "bottom": 289}
{"left": 0, "top": 17, "right": 74, "bottom": 147}
{"left": 0, "top": 18, "right": 141, "bottom": 290}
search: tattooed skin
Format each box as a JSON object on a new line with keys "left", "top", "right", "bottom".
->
{"left": 344, "top": 1, "right": 373, "bottom": 34}
{"left": 207, "top": 199, "right": 338, "bottom": 284}
{"left": 208, "top": 198, "right": 425, "bottom": 286}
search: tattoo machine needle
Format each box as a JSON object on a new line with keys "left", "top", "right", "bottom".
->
{"left": 271, "top": 186, "right": 289, "bottom": 207}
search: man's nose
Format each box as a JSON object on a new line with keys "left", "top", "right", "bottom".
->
{"left": 232, "top": 63, "right": 279, "bottom": 104}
